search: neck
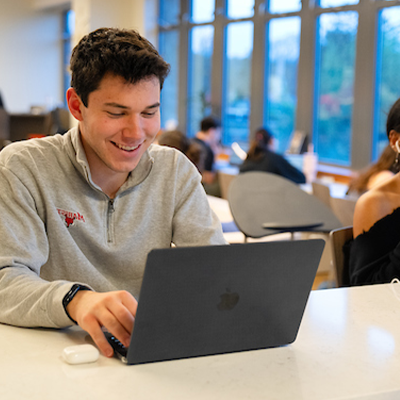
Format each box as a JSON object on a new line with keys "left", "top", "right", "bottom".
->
{"left": 196, "top": 131, "right": 210, "bottom": 143}
{"left": 93, "top": 171, "right": 129, "bottom": 199}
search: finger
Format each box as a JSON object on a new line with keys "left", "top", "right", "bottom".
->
{"left": 81, "top": 317, "right": 114, "bottom": 358}
{"left": 115, "top": 291, "right": 138, "bottom": 332}
{"left": 102, "top": 303, "right": 134, "bottom": 347}
{"left": 109, "top": 304, "right": 135, "bottom": 337}
{"left": 103, "top": 291, "right": 137, "bottom": 333}
{"left": 119, "top": 291, "right": 138, "bottom": 316}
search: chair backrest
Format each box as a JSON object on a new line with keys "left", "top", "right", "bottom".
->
{"left": 9, "top": 113, "right": 53, "bottom": 141}
{"left": 329, "top": 226, "right": 353, "bottom": 287}
{"left": 51, "top": 107, "right": 70, "bottom": 134}
{"left": 0, "top": 108, "right": 10, "bottom": 140}
{"left": 218, "top": 171, "right": 236, "bottom": 200}
{"left": 330, "top": 197, "right": 357, "bottom": 227}
{"left": 228, "top": 171, "right": 343, "bottom": 239}
{"left": 311, "top": 181, "right": 332, "bottom": 208}
{"left": 312, "top": 180, "right": 357, "bottom": 227}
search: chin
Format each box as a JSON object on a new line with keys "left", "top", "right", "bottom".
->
{"left": 113, "top": 161, "right": 141, "bottom": 173}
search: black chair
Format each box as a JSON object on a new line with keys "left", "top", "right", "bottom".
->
{"left": 329, "top": 226, "right": 353, "bottom": 287}
{"left": 0, "top": 108, "right": 10, "bottom": 140}
{"left": 228, "top": 171, "right": 343, "bottom": 242}
{"left": 51, "top": 107, "right": 70, "bottom": 134}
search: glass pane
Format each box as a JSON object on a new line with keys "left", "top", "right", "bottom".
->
{"left": 187, "top": 26, "right": 214, "bottom": 137}
{"left": 269, "top": 0, "right": 301, "bottom": 14}
{"left": 192, "top": 0, "right": 215, "bottom": 23}
{"left": 319, "top": 0, "right": 358, "bottom": 8}
{"left": 159, "top": 30, "right": 179, "bottom": 130}
{"left": 223, "top": 21, "right": 254, "bottom": 147}
{"left": 227, "top": 0, "right": 254, "bottom": 19}
{"left": 314, "top": 12, "right": 358, "bottom": 165}
{"left": 374, "top": 6, "right": 400, "bottom": 159}
{"left": 65, "top": 9, "right": 75, "bottom": 35}
{"left": 63, "top": 10, "right": 74, "bottom": 107}
{"left": 265, "top": 17, "right": 301, "bottom": 154}
{"left": 159, "top": 0, "right": 180, "bottom": 26}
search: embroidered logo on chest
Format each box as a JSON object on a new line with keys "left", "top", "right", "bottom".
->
{"left": 57, "top": 208, "right": 86, "bottom": 228}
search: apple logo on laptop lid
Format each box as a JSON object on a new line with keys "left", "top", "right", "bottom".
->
{"left": 217, "top": 288, "right": 239, "bottom": 311}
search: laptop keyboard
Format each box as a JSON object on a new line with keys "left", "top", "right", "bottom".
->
{"left": 104, "top": 331, "right": 128, "bottom": 358}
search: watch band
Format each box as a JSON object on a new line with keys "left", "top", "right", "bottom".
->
{"left": 62, "top": 284, "right": 91, "bottom": 324}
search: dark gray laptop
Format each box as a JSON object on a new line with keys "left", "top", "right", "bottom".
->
{"left": 105, "top": 239, "right": 325, "bottom": 365}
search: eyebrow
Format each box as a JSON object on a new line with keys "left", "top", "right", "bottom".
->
{"left": 104, "top": 102, "right": 160, "bottom": 110}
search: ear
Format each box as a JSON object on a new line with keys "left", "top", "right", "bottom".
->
{"left": 66, "top": 88, "right": 84, "bottom": 122}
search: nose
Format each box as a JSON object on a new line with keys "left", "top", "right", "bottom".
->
{"left": 121, "top": 113, "right": 145, "bottom": 141}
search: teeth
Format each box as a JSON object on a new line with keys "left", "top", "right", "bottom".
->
{"left": 116, "top": 143, "right": 140, "bottom": 151}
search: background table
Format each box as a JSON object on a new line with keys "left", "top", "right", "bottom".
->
{"left": 1, "top": 284, "right": 400, "bottom": 399}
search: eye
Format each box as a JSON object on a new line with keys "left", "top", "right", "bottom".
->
{"left": 107, "top": 111, "right": 125, "bottom": 118}
{"left": 142, "top": 110, "right": 158, "bottom": 118}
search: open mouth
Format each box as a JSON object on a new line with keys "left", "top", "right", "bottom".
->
{"left": 112, "top": 142, "right": 141, "bottom": 152}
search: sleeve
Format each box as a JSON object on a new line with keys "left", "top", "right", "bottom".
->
{"left": 170, "top": 155, "right": 227, "bottom": 247}
{"left": 348, "top": 221, "right": 400, "bottom": 285}
{"left": 239, "top": 159, "right": 251, "bottom": 173}
{"left": 275, "top": 154, "right": 306, "bottom": 184}
{"left": 204, "top": 147, "right": 214, "bottom": 172}
{"left": 0, "top": 165, "right": 76, "bottom": 328}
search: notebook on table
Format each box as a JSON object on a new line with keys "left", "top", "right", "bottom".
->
{"left": 105, "top": 239, "right": 325, "bottom": 365}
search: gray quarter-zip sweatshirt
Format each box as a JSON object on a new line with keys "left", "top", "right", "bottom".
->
{"left": 0, "top": 127, "right": 226, "bottom": 328}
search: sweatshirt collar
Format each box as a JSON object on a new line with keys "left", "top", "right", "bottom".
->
{"left": 66, "top": 127, "right": 154, "bottom": 195}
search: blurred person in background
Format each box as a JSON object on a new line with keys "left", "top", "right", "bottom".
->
{"left": 346, "top": 144, "right": 396, "bottom": 196}
{"left": 157, "top": 129, "right": 205, "bottom": 173}
{"left": 193, "top": 116, "right": 222, "bottom": 197}
{"left": 239, "top": 127, "right": 306, "bottom": 184}
{"left": 349, "top": 97, "right": 400, "bottom": 285}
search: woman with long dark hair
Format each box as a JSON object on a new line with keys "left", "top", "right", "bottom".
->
{"left": 349, "top": 98, "right": 400, "bottom": 285}
{"left": 239, "top": 127, "right": 306, "bottom": 184}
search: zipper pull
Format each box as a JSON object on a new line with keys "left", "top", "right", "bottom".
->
{"left": 109, "top": 199, "right": 115, "bottom": 212}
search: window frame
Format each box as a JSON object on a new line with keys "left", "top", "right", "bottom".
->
{"left": 158, "top": 0, "right": 400, "bottom": 170}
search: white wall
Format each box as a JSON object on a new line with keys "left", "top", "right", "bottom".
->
{"left": 0, "top": 0, "right": 63, "bottom": 112}
{"left": 32, "top": 0, "right": 69, "bottom": 9}
{"left": 0, "top": 0, "right": 158, "bottom": 113}
{"left": 71, "top": 0, "right": 156, "bottom": 45}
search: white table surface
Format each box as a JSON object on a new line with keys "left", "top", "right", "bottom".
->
{"left": 207, "top": 195, "right": 298, "bottom": 243}
{"left": 1, "top": 284, "right": 400, "bottom": 400}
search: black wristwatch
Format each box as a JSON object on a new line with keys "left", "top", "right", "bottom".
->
{"left": 62, "top": 284, "right": 91, "bottom": 324}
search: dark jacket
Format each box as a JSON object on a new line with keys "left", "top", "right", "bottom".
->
{"left": 349, "top": 207, "right": 400, "bottom": 285}
{"left": 239, "top": 149, "right": 306, "bottom": 184}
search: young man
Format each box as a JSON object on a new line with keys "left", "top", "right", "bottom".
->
{"left": 193, "top": 116, "right": 222, "bottom": 196}
{"left": 0, "top": 28, "right": 226, "bottom": 357}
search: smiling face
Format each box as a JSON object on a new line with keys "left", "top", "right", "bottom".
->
{"left": 67, "top": 74, "right": 161, "bottom": 196}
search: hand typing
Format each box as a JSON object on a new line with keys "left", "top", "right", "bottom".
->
{"left": 66, "top": 290, "right": 138, "bottom": 357}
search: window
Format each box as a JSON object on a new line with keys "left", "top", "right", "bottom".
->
{"left": 314, "top": 12, "right": 358, "bottom": 165}
{"left": 158, "top": 0, "right": 400, "bottom": 170}
{"left": 374, "top": 6, "right": 400, "bottom": 159}
{"left": 159, "top": 0, "right": 180, "bottom": 25}
{"left": 223, "top": 21, "right": 253, "bottom": 146}
{"left": 158, "top": 0, "right": 180, "bottom": 130}
{"left": 192, "top": 0, "right": 214, "bottom": 23}
{"left": 159, "top": 30, "right": 180, "bottom": 129}
{"left": 62, "top": 9, "right": 74, "bottom": 107}
{"left": 187, "top": 26, "right": 214, "bottom": 137}
{"left": 227, "top": 0, "right": 254, "bottom": 19}
{"left": 319, "top": 0, "right": 358, "bottom": 8}
{"left": 269, "top": 0, "right": 301, "bottom": 14}
{"left": 265, "top": 17, "right": 301, "bottom": 153}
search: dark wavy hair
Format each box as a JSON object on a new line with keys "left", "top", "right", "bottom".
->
{"left": 246, "top": 127, "right": 273, "bottom": 161}
{"left": 347, "top": 145, "right": 396, "bottom": 195}
{"left": 70, "top": 27, "right": 170, "bottom": 107}
{"left": 387, "top": 97, "right": 400, "bottom": 137}
{"left": 200, "top": 116, "right": 221, "bottom": 132}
